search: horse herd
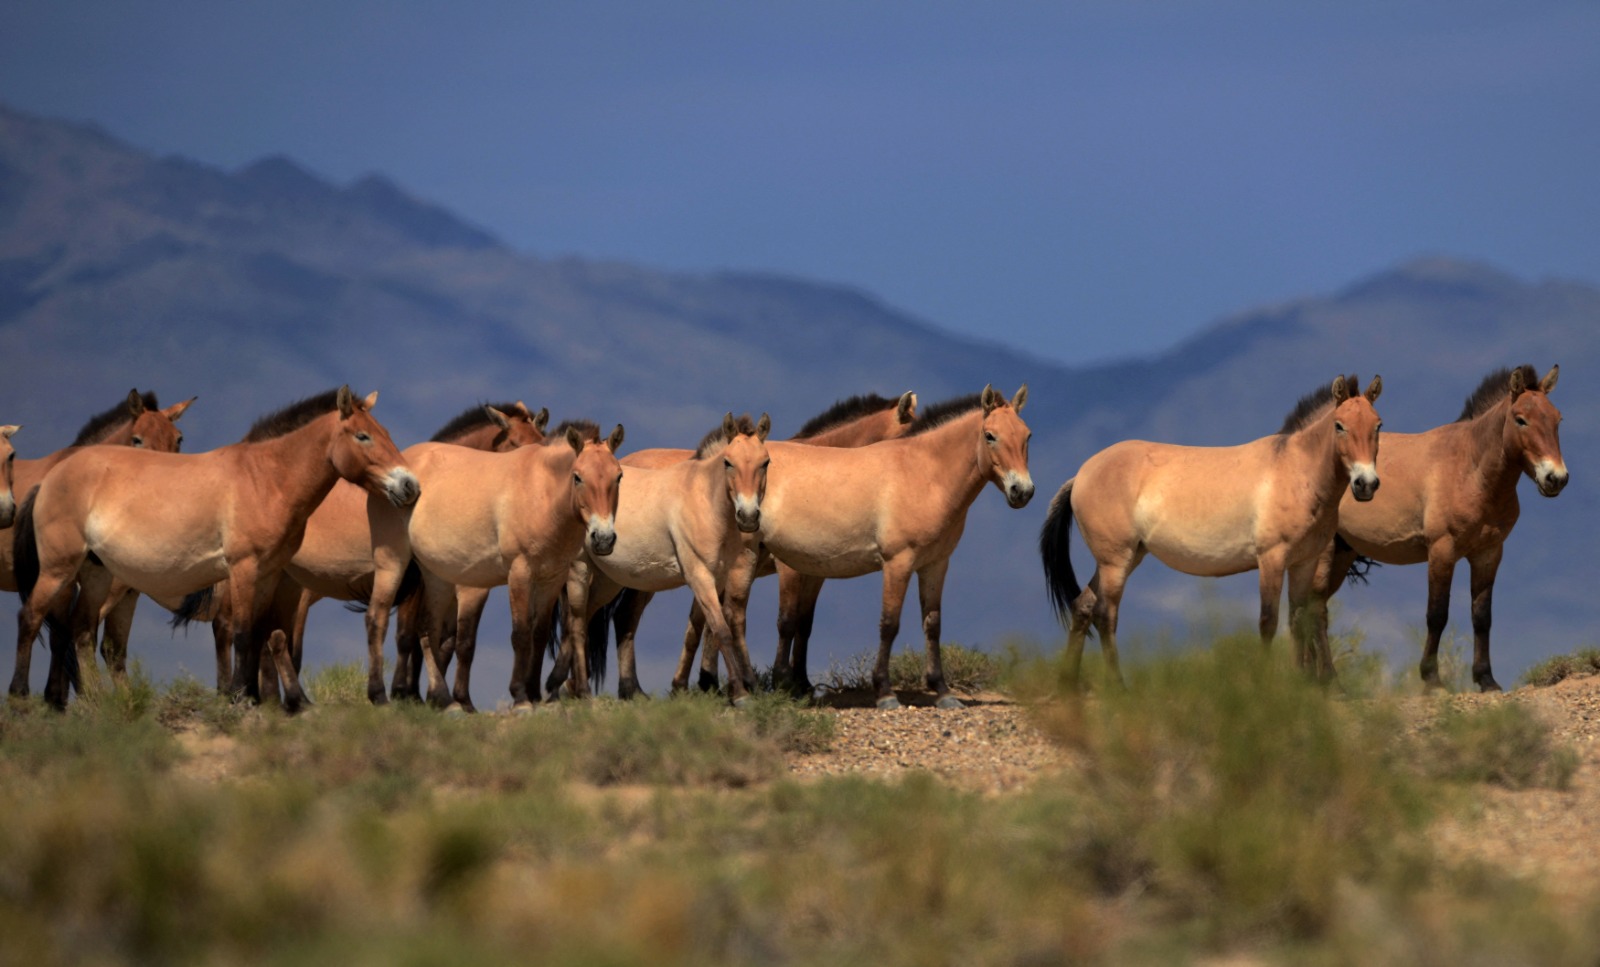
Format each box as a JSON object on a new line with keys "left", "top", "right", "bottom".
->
{"left": 1, "top": 363, "right": 1568, "bottom": 717}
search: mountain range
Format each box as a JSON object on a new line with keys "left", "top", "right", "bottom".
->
{"left": 2, "top": 102, "right": 1593, "bottom": 702}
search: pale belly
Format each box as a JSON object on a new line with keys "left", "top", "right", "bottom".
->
{"left": 1136, "top": 499, "right": 1261, "bottom": 578}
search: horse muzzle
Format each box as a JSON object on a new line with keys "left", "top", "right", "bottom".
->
{"left": 1348, "top": 464, "right": 1379, "bottom": 502}
{"left": 734, "top": 496, "right": 762, "bottom": 534}
{"left": 588, "top": 518, "right": 618, "bottom": 556}
{"left": 0, "top": 498, "right": 13, "bottom": 529}
{"left": 383, "top": 469, "right": 422, "bottom": 507}
{"left": 1003, "top": 473, "right": 1035, "bottom": 509}
{"left": 1535, "top": 463, "right": 1569, "bottom": 498}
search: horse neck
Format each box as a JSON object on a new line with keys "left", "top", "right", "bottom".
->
{"left": 901, "top": 410, "right": 989, "bottom": 510}
{"left": 441, "top": 424, "right": 507, "bottom": 451}
{"left": 1462, "top": 401, "right": 1521, "bottom": 494}
{"left": 1284, "top": 412, "right": 1349, "bottom": 503}
{"left": 237, "top": 416, "right": 347, "bottom": 518}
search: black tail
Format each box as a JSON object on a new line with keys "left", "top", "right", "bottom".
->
{"left": 13, "top": 487, "right": 80, "bottom": 697}
{"left": 1344, "top": 550, "right": 1382, "bottom": 587}
{"left": 1039, "top": 479, "right": 1083, "bottom": 627}
{"left": 169, "top": 586, "right": 217, "bottom": 630}
{"left": 13, "top": 485, "right": 40, "bottom": 604}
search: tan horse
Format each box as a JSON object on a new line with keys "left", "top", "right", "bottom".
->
{"left": 1040, "top": 375, "right": 1383, "bottom": 689}
{"left": 364, "top": 422, "right": 625, "bottom": 710}
{"left": 182, "top": 402, "right": 550, "bottom": 701}
{"left": 1313, "top": 364, "right": 1566, "bottom": 691}
{"left": 3, "top": 391, "right": 194, "bottom": 695}
{"left": 13, "top": 387, "right": 417, "bottom": 709}
{"left": 547, "top": 413, "right": 771, "bottom": 704}
{"left": 590, "top": 391, "right": 917, "bottom": 697}
{"left": 716, "top": 385, "right": 1033, "bottom": 709}
{"left": 0, "top": 424, "right": 18, "bottom": 529}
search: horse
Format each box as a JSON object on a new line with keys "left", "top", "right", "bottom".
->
{"left": 1312, "top": 364, "right": 1566, "bottom": 692}
{"left": 2, "top": 391, "right": 194, "bottom": 695}
{"left": 179, "top": 402, "right": 549, "bottom": 701}
{"left": 12, "top": 387, "right": 417, "bottom": 710}
{"left": 1040, "top": 375, "right": 1383, "bottom": 690}
{"left": 545, "top": 413, "right": 771, "bottom": 704}
{"left": 710, "top": 385, "right": 1033, "bottom": 710}
{"left": 586, "top": 391, "right": 917, "bottom": 698}
{"left": 0, "top": 424, "right": 18, "bottom": 529}
{"left": 363, "top": 422, "right": 624, "bottom": 711}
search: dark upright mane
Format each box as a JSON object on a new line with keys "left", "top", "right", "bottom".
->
{"left": 904, "top": 393, "right": 983, "bottom": 437}
{"left": 695, "top": 414, "right": 759, "bottom": 459}
{"left": 791, "top": 393, "right": 897, "bottom": 440}
{"left": 550, "top": 419, "right": 600, "bottom": 444}
{"left": 242, "top": 389, "right": 343, "bottom": 442}
{"left": 1457, "top": 365, "right": 1537, "bottom": 422}
{"left": 430, "top": 401, "right": 526, "bottom": 443}
{"left": 1277, "top": 376, "right": 1357, "bottom": 436}
{"left": 71, "top": 391, "right": 160, "bottom": 446}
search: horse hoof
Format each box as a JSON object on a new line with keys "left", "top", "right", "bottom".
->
{"left": 875, "top": 696, "right": 902, "bottom": 711}
{"left": 731, "top": 694, "right": 750, "bottom": 710}
{"left": 368, "top": 688, "right": 389, "bottom": 707}
{"left": 934, "top": 695, "right": 965, "bottom": 710}
{"left": 510, "top": 702, "right": 535, "bottom": 716}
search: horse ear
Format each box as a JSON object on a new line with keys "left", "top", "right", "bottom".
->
{"left": 1541, "top": 364, "right": 1559, "bottom": 394}
{"left": 126, "top": 389, "right": 146, "bottom": 416}
{"left": 363, "top": 391, "right": 379, "bottom": 410}
{"left": 981, "top": 384, "right": 999, "bottom": 415}
{"left": 1331, "top": 376, "right": 1350, "bottom": 404}
{"left": 1364, "top": 375, "right": 1382, "bottom": 403}
{"left": 484, "top": 405, "right": 511, "bottom": 431}
{"left": 565, "top": 425, "right": 585, "bottom": 454}
{"left": 0, "top": 425, "right": 18, "bottom": 441}
{"left": 533, "top": 407, "right": 550, "bottom": 432}
{"left": 163, "top": 397, "right": 196, "bottom": 421}
{"left": 1011, "top": 384, "right": 1029, "bottom": 412}
{"left": 337, "top": 385, "right": 355, "bottom": 418}
{"left": 756, "top": 413, "right": 771, "bottom": 442}
{"left": 723, "top": 412, "right": 737, "bottom": 439}
{"left": 1509, "top": 367, "right": 1527, "bottom": 399}
{"left": 897, "top": 391, "right": 917, "bottom": 424}
{"left": 607, "top": 424, "right": 626, "bottom": 452}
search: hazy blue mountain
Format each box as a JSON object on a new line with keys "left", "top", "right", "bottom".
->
{"left": 2, "top": 102, "right": 1593, "bottom": 703}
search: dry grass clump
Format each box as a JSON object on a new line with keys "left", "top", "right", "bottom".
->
{"left": 821, "top": 641, "right": 1000, "bottom": 695}
{"left": 1520, "top": 647, "right": 1600, "bottom": 688}
{"left": 1416, "top": 701, "right": 1579, "bottom": 790}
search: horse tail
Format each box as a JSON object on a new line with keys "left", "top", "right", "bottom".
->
{"left": 391, "top": 560, "right": 424, "bottom": 613}
{"left": 1338, "top": 535, "right": 1382, "bottom": 587}
{"left": 1039, "top": 478, "right": 1084, "bottom": 627}
{"left": 13, "top": 485, "right": 40, "bottom": 604}
{"left": 169, "top": 585, "right": 217, "bottom": 630}
{"left": 12, "top": 488, "right": 80, "bottom": 695}
{"left": 586, "top": 590, "right": 625, "bottom": 693}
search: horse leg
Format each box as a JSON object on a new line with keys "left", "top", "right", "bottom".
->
{"left": 1468, "top": 546, "right": 1505, "bottom": 692}
{"left": 263, "top": 628, "right": 311, "bottom": 714}
{"left": 871, "top": 559, "right": 916, "bottom": 710}
{"left": 98, "top": 583, "right": 138, "bottom": 689}
{"left": 68, "top": 566, "right": 115, "bottom": 695}
{"left": 416, "top": 573, "right": 458, "bottom": 709}
{"left": 504, "top": 560, "right": 539, "bottom": 709}
{"left": 365, "top": 500, "right": 412, "bottom": 705}
{"left": 528, "top": 582, "right": 565, "bottom": 703}
{"left": 391, "top": 588, "right": 426, "bottom": 702}
{"left": 446, "top": 585, "right": 490, "bottom": 712}
{"left": 684, "top": 563, "right": 749, "bottom": 706}
{"left": 1090, "top": 550, "right": 1142, "bottom": 690}
{"left": 211, "top": 595, "right": 233, "bottom": 693}
{"left": 613, "top": 587, "right": 653, "bottom": 700}
{"left": 224, "top": 563, "right": 273, "bottom": 706}
{"left": 916, "top": 557, "right": 964, "bottom": 710}
{"left": 671, "top": 597, "right": 706, "bottom": 694}
{"left": 1287, "top": 556, "right": 1333, "bottom": 684}
{"left": 777, "top": 568, "right": 825, "bottom": 697}
{"left": 1255, "top": 548, "right": 1289, "bottom": 650}
{"left": 1418, "top": 551, "right": 1458, "bottom": 689}
{"left": 544, "top": 561, "right": 589, "bottom": 698}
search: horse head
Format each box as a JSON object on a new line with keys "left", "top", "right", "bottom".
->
{"left": 126, "top": 389, "right": 195, "bottom": 452}
{"left": 567, "top": 422, "right": 625, "bottom": 556}
{"left": 1509, "top": 364, "right": 1567, "bottom": 497}
{"left": 718, "top": 412, "right": 772, "bottom": 533}
{"left": 980, "top": 384, "right": 1035, "bottom": 509}
{"left": 1331, "top": 374, "right": 1383, "bottom": 501}
{"left": 0, "top": 424, "right": 18, "bottom": 528}
{"left": 486, "top": 401, "right": 550, "bottom": 451}
{"left": 332, "top": 386, "right": 420, "bottom": 507}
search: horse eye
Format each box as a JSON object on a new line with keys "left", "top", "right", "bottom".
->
{"left": 1334, "top": 422, "right": 1345, "bottom": 434}
{"left": 984, "top": 432, "right": 997, "bottom": 445}
{"left": 723, "top": 459, "right": 734, "bottom": 471}
{"left": 131, "top": 436, "right": 144, "bottom": 448}
{"left": 1515, "top": 416, "right": 1528, "bottom": 427}
{"left": 573, "top": 473, "right": 583, "bottom": 486}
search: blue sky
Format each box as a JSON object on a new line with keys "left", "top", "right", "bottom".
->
{"left": 4, "top": 1, "right": 1597, "bottom": 366}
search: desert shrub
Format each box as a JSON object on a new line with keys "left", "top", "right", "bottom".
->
{"left": 156, "top": 674, "right": 251, "bottom": 734}
{"left": 822, "top": 641, "right": 1000, "bottom": 695}
{"left": 1520, "top": 647, "right": 1600, "bottom": 688}
{"left": 303, "top": 661, "right": 369, "bottom": 707}
{"left": 1417, "top": 701, "right": 1579, "bottom": 790}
